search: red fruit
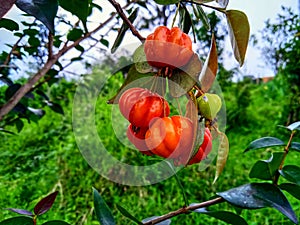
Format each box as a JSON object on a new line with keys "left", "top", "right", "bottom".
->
{"left": 144, "top": 26, "right": 193, "bottom": 69}
{"left": 119, "top": 88, "right": 170, "bottom": 128}
{"left": 127, "top": 124, "right": 152, "bottom": 155}
{"left": 145, "top": 116, "right": 194, "bottom": 160}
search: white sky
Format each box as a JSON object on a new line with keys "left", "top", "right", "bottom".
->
{"left": 0, "top": 0, "right": 298, "bottom": 79}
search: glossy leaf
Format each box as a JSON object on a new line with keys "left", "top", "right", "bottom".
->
{"left": 226, "top": 10, "right": 250, "bottom": 66}
{"left": 42, "top": 221, "right": 71, "bottom": 225}
{"left": 280, "top": 165, "right": 300, "bottom": 185}
{"left": 16, "top": 0, "right": 58, "bottom": 33}
{"left": 111, "top": 8, "right": 138, "bottom": 53}
{"left": 34, "top": 191, "right": 58, "bottom": 216}
{"left": 291, "top": 142, "right": 300, "bottom": 152}
{"left": 287, "top": 121, "right": 300, "bottom": 131}
{"left": 0, "top": 18, "right": 19, "bottom": 31}
{"left": 213, "top": 132, "right": 229, "bottom": 183}
{"left": 192, "top": 207, "right": 247, "bottom": 225}
{"left": 93, "top": 188, "right": 116, "bottom": 225}
{"left": 142, "top": 216, "right": 171, "bottom": 225}
{"left": 100, "top": 38, "right": 109, "bottom": 48}
{"left": 5, "top": 208, "right": 33, "bottom": 216}
{"left": 279, "top": 183, "right": 300, "bottom": 200}
{"left": 217, "top": 183, "right": 298, "bottom": 224}
{"left": 117, "top": 204, "right": 142, "bottom": 224}
{"left": 75, "top": 45, "right": 84, "bottom": 52}
{"left": 133, "top": 44, "right": 152, "bottom": 73}
{"left": 0, "top": 216, "right": 33, "bottom": 225}
{"left": 179, "top": 5, "right": 192, "bottom": 34}
{"left": 199, "top": 34, "right": 218, "bottom": 92}
{"left": 67, "top": 28, "right": 83, "bottom": 41}
{"left": 154, "top": 0, "right": 179, "bottom": 5}
{"left": 169, "top": 54, "right": 202, "bottom": 98}
{"left": 27, "top": 107, "right": 45, "bottom": 118}
{"left": 244, "top": 137, "right": 285, "bottom": 153}
{"left": 249, "top": 152, "right": 283, "bottom": 181}
{"left": 0, "top": 0, "right": 16, "bottom": 19}
{"left": 192, "top": 5, "right": 210, "bottom": 30}
{"left": 59, "top": 0, "right": 90, "bottom": 23}
{"left": 46, "top": 101, "right": 64, "bottom": 115}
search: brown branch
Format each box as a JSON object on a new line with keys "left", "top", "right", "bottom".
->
{"left": 143, "top": 197, "right": 224, "bottom": 224}
{"left": 107, "top": 0, "right": 145, "bottom": 41}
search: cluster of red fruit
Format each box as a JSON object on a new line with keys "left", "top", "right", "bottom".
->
{"left": 118, "top": 87, "right": 212, "bottom": 166}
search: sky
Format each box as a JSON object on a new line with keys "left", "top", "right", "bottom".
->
{"left": 0, "top": 0, "right": 298, "bottom": 79}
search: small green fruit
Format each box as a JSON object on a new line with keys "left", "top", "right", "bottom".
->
{"left": 197, "top": 93, "right": 222, "bottom": 120}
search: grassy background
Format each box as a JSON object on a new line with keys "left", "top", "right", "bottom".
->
{"left": 0, "top": 68, "right": 299, "bottom": 224}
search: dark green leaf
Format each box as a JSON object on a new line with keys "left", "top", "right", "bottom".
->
{"left": 70, "top": 57, "right": 83, "bottom": 62}
{"left": 291, "top": 142, "right": 300, "bottom": 152}
{"left": 226, "top": 10, "right": 250, "bottom": 66}
{"left": 154, "top": 0, "right": 179, "bottom": 5}
{"left": 217, "top": 183, "right": 298, "bottom": 224}
{"left": 169, "top": 54, "right": 202, "bottom": 98}
{"left": 244, "top": 137, "right": 285, "bottom": 152}
{"left": 287, "top": 121, "right": 300, "bottom": 131}
{"left": 0, "top": 128, "right": 16, "bottom": 135}
{"left": 16, "top": 0, "right": 58, "bottom": 33}
{"left": 15, "top": 118, "right": 24, "bottom": 133}
{"left": 279, "top": 183, "right": 300, "bottom": 200}
{"left": 0, "top": 216, "right": 34, "bottom": 225}
{"left": 5, "top": 84, "right": 21, "bottom": 100}
{"left": 28, "top": 36, "right": 40, "bottom": 47}
{"left": 59, "top": 0, "right": 90, "bottom": 23}
{"left": 34, "top": 191, "right": 58, "bottom": 216}
{"left": 27, "top": 107, "right": 45, "bottom": 118}
{"left": 46, "top": 102, "right": 64, "bottom": 115}
{"left": 116, "top": 204, "right": 142, "bottom": 225}
{"left": 75, "top": 45, "right": 85, "bottom": 52}
{"left": 142, "top": 216, "right": 171, "bottom": 225}
{"left": 93, "top": 188, "right": 116, "bottom": 225}
{"left": 0, "top": 18, "right": 19, "bottom": 31}
{"left": 179, "top": 5, "right": 192, "bottom": 34}
{"left": 192, "top": 207, "right": 247, "bottom": 225}
{"left": 249, "top": 152, "right": 284, "bottom": 181}
{"left": 36, "top": 90, "right": 49, "bottom": 101}
{"left": 42, "top": 221, "right": 71, "bottom": 225}
{"left": 111, "top": 8, "right": 138, "bottom": 53}
{"left": 67, "top": 28, "right": 83, "bottom": 41}
{"left": 5, "top": 208, "right": 33, "bottom": 216}
{"left": 91, "top": 3, "right": 102, "bottom": 12}
{"left": 280, "top": 165, "right": 300, "bottom": 185}
{"left": 100, "top": 38, "right": 109, "bottom": 48}
{"left": 192, "top": 5, "right": 210, "bottom": 30}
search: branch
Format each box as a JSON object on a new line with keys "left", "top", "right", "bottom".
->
{"left": 143, "top": 197, "right": 224, "bottom": 224}
{"left": 107, "top": 0, "right": 145, "bottom": 41}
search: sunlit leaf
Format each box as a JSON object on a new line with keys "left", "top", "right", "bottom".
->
{"left": 217, "top": 183, "right": 298, "bottom": 224}
{"left": 244, "top": 137, "right": 285, "bottom": 153}
{"left": 226, "top": 10, "right": 250, "bottom": 66}
{"left": 199, "top": 34, "right": 218, "bottom": 92}
{"left": 213, "top": 132, "right": 229, "bottom": 183}
{"left": 34, "top": 191, "right": 58, "bottom": 216}
{"left": 111, "top": 8, "right": 138, "bottom": 53}
{"left": 16, "top": 0, "right": 58, "bottom": 33}
{"left": 93, "top": 188, "right": 116, "bottom": 225}
{"left": 279, "top": 165, "right": 300, "bottom": 185}
{"left": 154, "top": 0, "right": 179, "bottom": 5}
{"left": 279, "top": 183, "right": 300, "bottom": 200}
{"left": 287, "top": 121, "right": 300, "bottom": 131}
{"left": 133, "top": 44, "right": 152, "bottom": 73}
{"left": 117, "top": 204, "right": 142, "bottom": 224}
{"left": 192, "top": 5, "right": 210, "bottom": 30}
{"left": 249, "top": 152, "right": 284, "bottom": 180}
{"left": 0, "top": 216, "right": 34, "bottom": 225}
{"left": 0, "top": 18, "right": 19, "bottom": 31}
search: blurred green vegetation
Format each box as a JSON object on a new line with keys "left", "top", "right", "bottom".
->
{"left": 0, "top": 67, "right": 299, "bottom": 224}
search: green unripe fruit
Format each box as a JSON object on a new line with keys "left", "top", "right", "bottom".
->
{"left": 197, "top": 93, "right": 222, "bottom": 120}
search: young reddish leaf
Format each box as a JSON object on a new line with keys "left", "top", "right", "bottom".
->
{"left": 34, "top": 191, "right": 58, "bottom": 216}
{"left": 199, "top": 34, "right": 218, "bottom": 93}
{"left": 5, "top": 208, "right": 33, "bottom": 216}
{"left": 226, "top": 10, "right": 250, "bottom": 66}
{"left": 213, "top": 132, "right": 229, "bottom": 183}
{"left": 217, "top": 183, "right": 298, "bottom": 224}
{"left": 0, "top": 216, "right": 34, "bottom": 225}
{"left": 244, "top": 137, "right": 285, "bottom": 153}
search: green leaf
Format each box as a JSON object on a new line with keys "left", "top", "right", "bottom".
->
{"left": 249, "top": 152, "right": 284, "bottom": 181}
{"left": 15, "top": 0, "right": 58, "bottom": 33}
{"left": 15, "top": 119, "right": 24, "bottom": 133}
{"left": 279, "top": 183, "right": 300, "bottom": 200}
{"left": 34, "top": 191, "right": 58, "bottom": 216}
{"left": 213, "top": 132, "right": 229, "bottom": 183}
{"left": 93, "top": 188, "right": 116, "bottom": 225}
{"left": 291, "top": 142, "right": 300, "bottom": 152}
{"left": 217, "top": 183, "right": 298, "bottom": 224}
{"left": 226, "top": 10, "right": 250, "bottom": 66}
{"left": 0, "top": 18, "right": 19, "bottom": 31}
{"left": 0, "top": 216, "right": 34, "bottom": 225}
{"left": 111, "top": 8, "right": 138, "bottom": 53}
{"left": 116, "top": 204, "right": 142, "bottom": 224}
{"left": 199, "top": 34, "right": 218, "bottom": 92}
{"left": 133, "top": 44, "right": 152, "bottom": 74}
{"left": 59, "top": 0, "right": 90, "bottom": 23}
{"left": 42, "top": 221, "right": 71, "bottom": 225}
{"left": 192, "top": 0, "right": 214, "bottom": 3}
{"left": 179, "top": 5, "right": 192, "bottom": 34}
{"left": 169, "top": 54, "right": 202, "bottom": 98}
{"left": 46, "top": 101, "right": 64, "bottom": 115}
{"left": 287, "top": 121, "right": 300, "bottom": 131}
{"left": 280, "top": 165, "right": 300, "bottom": 185}
{"left": 142, "top": 216, "right": 171, "bottom": 225}
{"left": 100, "top": 38, "right": 109, "bottom": 48}
{"left": 192, "top": 208, "right": 247, "bottom": 225}
{"left": 154, "top": 0, "right": 179, "bottom": 5}
{"left": 244, "top": 137, "right": 285, "bottom": 153}
{"left": 5, "top": 208, "right": 33, "bottom": 216}
{"left": 192, "top": 5, "right": 210, "bottom": 30}
{"left": 67, "top": 28, "right": 83, "bottom": 41}
{"left": 0, "top": 128, "right": 16, "bottom": 135}
{"left": 75, "top": 45, "right": 85, "bottom": 52}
